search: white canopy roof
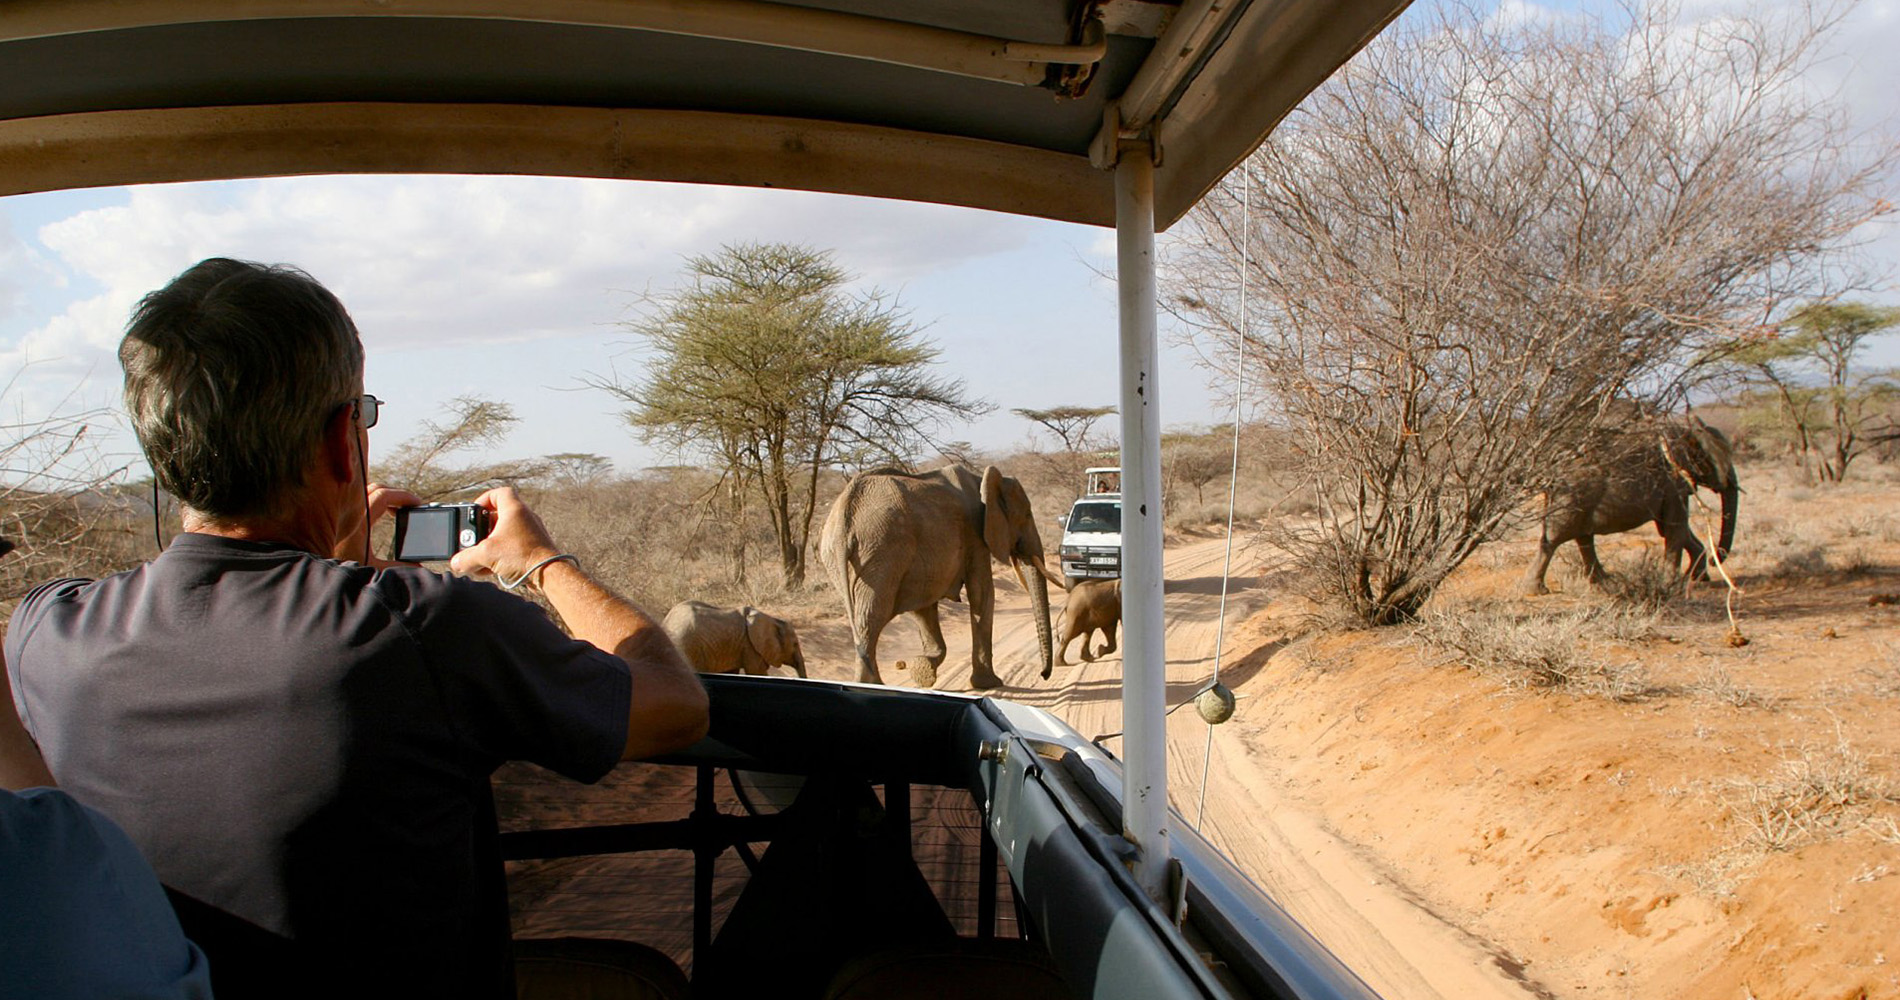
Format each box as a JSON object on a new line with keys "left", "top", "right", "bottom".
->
{"left": 0, "top": 0, "right": 1409, "bottom": 228}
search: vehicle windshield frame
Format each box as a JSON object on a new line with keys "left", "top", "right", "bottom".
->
{"left": 1066, "top": 501, "right": 1122, "bottom": 535}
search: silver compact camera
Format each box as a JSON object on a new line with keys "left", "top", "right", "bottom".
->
{"left": 391, "top": 503, "right": 490, "bottom": 562}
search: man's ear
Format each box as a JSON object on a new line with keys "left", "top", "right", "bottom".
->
{"left": 321, "top": 402, "right": 360, "bottom": 486}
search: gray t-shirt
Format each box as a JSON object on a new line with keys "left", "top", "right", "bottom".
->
{"left": 5, "top": 533, "right": 631, "bottom": 988}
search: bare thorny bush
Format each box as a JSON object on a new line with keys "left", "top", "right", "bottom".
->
{"left": 0, "top": 382, "right": 140, "bottom": 612}
{"left": 373, "top": 396, "right": 551, "bottom": 502}
{"left": 1164, "top": 0, "right": 1893, "bottom": 626}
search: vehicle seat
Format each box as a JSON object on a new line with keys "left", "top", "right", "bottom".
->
{"left": 514, "top": 937, "right": 691, "bottom": 1000}
{"left": 821, "top": 939, "right": 1073, "bottom": 1000}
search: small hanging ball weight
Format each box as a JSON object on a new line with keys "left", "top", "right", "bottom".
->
{"left": 1195, "top": 683, "right": 1236, "bottom": 725}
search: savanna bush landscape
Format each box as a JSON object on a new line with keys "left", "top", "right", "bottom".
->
{"left": 5, "top": 1, "right": 1899, "bottom": 997}
{"left": 6, "top": 399, "right": 1898, "bottom": 999}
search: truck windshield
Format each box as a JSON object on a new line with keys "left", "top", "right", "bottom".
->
{"left": 1067, "top": 502, "right": 1120, "bottom": 534}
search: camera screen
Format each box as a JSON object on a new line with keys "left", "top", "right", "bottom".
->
{"left": 394, "top": 508, "right": 461, "bottom": 563}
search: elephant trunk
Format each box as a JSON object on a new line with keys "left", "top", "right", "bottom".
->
{"left": 1024, "top": 558, "right": 1054, "bottom": 680}
{"left": 790, "top": 649, "right": 808, "bottom": 679}
{"left": 1717, "top": 485, "right": 1738, "bottom": 562}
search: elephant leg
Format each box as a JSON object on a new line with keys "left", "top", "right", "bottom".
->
{"left": 849, "top": 585, "right": 895, "bottom": 685}
{"left": 1098, "top": 620, "right": 1118, "bottom": 657}
{"left": 1521, "top": 534, "right": 1560, "bottom": 596}
{"left": 1576, "top": 536, "right": 1610, "bottom": 587}
{"left": 908, "top": 605, "right": 948, "bottom": 689}
{"left": 967, "top": 568, "right": 1003, "bottom": 691}
{"left": 1685, "top": 534, "right": 1710, "bottom": 579}
{"left": 853, "top": 628, "right": 885, "bottom": 686}
{"left": 1055, "top": 608, "right": 1083, "bottom": 666}
{"left": 1078, "top": 626, "right": 1097, "bottom": 662}
{"left": 910, "top": 605, "right": 949, "bottom": 668}
{"left": 1664, "top": 506, "right": 1709, "bottom": 580}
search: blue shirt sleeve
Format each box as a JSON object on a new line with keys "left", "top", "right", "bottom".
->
{"left": 0, "top": 787, "right": 215, "bottom": 1000}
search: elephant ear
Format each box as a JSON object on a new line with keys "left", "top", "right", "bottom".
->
{"left": 1693, "top": 421, "right": 1738, "bottom": 490}
{"left": 1672, "top": 417, "right": 1733, "bottom": 491}
{"left": 981, "top": 466, "right": 1018, "bottom": 561}
{"left": 744, "top": 607, "right": 782, "bottom": 663}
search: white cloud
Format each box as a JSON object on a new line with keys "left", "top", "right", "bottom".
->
{"left": 0, "top": 207, "right": 64, "bottom": 328}
{"left": 2, "top": 176, "right": 1063, "bottom": 474}
{"left": 1483, "top": 0, "right": 1585, "bottom": 29}
{"left": 26, "top": 176, "right": 1043, "bottom": 357}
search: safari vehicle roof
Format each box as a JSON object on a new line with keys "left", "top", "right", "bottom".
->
{"left": 0, "top": 0, "right": 1409, "bottom": 228}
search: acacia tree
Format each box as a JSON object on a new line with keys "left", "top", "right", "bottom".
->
{"left": 1012, "top": 405, "right": 1116, "bottom": 454}
{"left": 1719, "top": 302, "right": 1900, "bottom": 482}
{"left": 1164, "top": 0, "right": 1893, "bottom": 625}
{"left": 538, "top": 453, "right": 616, "bottom": 489}
{"left": 1013, "top": 403, "right": 1117, "bottom": 492}
{"left": 595, "top": 243, "right": 987, "bottom": 585}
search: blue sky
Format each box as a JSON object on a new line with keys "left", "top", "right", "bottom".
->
{"left": 2, "top": 0, "right": 1896, "bottom": 483}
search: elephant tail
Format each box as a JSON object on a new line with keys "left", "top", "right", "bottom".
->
{"left": 819, "top": 492, "right": 866, "bottom": 620}
{"left": 835, "top": 536, "right": 864, "bottom": 620}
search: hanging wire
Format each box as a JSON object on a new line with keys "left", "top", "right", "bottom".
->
{"left": 1197, "top": 164, "right": 1252, "bottom": 829}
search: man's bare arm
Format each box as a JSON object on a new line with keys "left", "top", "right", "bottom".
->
{"left": 1, "top": 653, "right": 57, "bottom": 790}
{"left": 449, "top": 488, "right": 708, "bottom": 759}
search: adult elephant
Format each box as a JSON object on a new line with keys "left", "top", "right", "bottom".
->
{"left": 1522, "top": 417, "right": 1739, "bottom": 595}
{"left": 819, "top": 465, "right": 1058, "bottom": 690}
{"left": 661, "top": 601, "right": 808, "bottom": 678}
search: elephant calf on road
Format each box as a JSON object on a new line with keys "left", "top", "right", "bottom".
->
{"left": 662, "top": 601, "right": 807, "bottom": 678}
{"left": 1523, "top": 417, "right": 1739, "bottom": 596}
{"left": 1057, "top": 579, "right": 1120, "bottom": 666}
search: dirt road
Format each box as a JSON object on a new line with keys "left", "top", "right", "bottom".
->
{"left": 796, "top": 535, "right": 1537, "bottom": 1000}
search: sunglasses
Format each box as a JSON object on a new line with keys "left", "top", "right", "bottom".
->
{"left": 351, "top": 393, "right": 382, "bottom": 429}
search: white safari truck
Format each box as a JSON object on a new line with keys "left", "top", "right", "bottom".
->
{"left": 1, "top": 2, "right": 1412, "bottom": 998}
{"left": 1061, "top": 467, "right": 1124, "bottom": 585}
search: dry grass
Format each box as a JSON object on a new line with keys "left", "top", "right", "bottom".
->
{"left": 1739, "top": 460, "right": 1900, "bottom": 584}
{"left": 1862, "top": 658, "right": 1900, "bottom": 699}
{"left": 525, "top": 470, "right": 839, "bottom": 622}
{"left": 1603, "top": 554, "right": 1689, "bottom": 610}
{"left": 1725, "top": 732, "right": 1900, "bottom": 852}
{"left": 1655, "top": 847, "right": 1762, "bottom": 899}
{"left": 1686, "top": 664, "right": 1778, "bottom": 710}
{"left": 1411, "top": 603, "right": 1666, "bottom": 700}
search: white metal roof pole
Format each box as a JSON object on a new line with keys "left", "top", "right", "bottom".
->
{"left": 1115, "top": 142, "right": 1171, "bottom": 902}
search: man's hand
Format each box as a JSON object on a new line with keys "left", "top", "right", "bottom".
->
{"left": 335, "top": 482, "right": 424, "bottom": 567}
{"left": 449, "top": 487, "right": 708, "bottom": 759}
{"left": 449, "top": 487, "right": 562, "bottom": 584}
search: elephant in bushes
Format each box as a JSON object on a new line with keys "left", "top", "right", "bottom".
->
{"left": 1057, "top": 578, "right": 1119, "bottom": 666}
{"left": 1523, "top": 417, "right": 1739, "bottom": 595}
{"left": 819, "top": 465, "right": 1058, "bottom": 690}
{"left": 662, "top": 601, "right": 807, "bottom": 678}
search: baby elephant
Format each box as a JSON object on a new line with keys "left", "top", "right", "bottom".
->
{"left": 662, "top": 601, "right": 807, "bottom": 678}
{"left": 1057, "top": 579, "right": 1121, "bottom": 666}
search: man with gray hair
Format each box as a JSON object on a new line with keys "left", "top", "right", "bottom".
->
{"left": 5, "top": 257, "right": 708, "bottom": 997}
